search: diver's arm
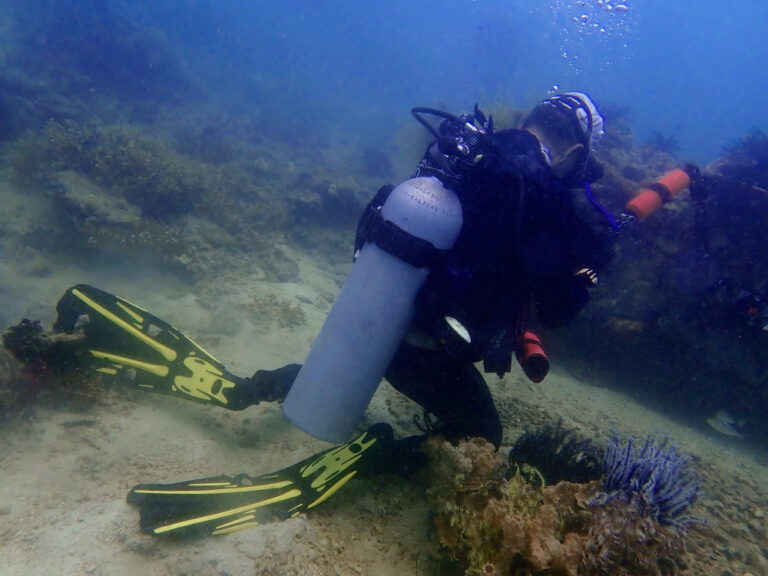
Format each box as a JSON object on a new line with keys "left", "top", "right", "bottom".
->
{"left": 533, "top": 274, "right": 593, "bottom": 328}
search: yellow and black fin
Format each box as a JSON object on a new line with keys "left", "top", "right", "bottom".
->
{"left": 54, "top": 284, "right": 255, "bottom": 409}
{"left": 127, "top": 423, "right": 394, "bottom": 537}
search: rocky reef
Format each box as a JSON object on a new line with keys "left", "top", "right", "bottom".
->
{"left": 0, "top": 320, "right": 104, "bottom": 417}
{"left": 425, "top": 427, "right": 701, "bottom": 576}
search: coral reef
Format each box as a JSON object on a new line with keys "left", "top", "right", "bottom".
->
{"left": 3, "top": 118, "right": 315, "bottom": 282}
{"left": 425, "top": 435, "right": 597, "bottom": 576}
{"left": 0, "top": 0, "right": 198, "bottom": 143}
{"left": 9, "top": 120, "right": 216, "bottom": 220}
{"left": 508, "top": 419, "right": 604, "bottom": 484}
{"left": 4, "top": 115, "right": 361, "bottom": 250}
{"left": 595, "top": 103, "right": 635, "bottom": 153}
{"left": 425, "top": 429, "right": 701, "bottom": 576}
{"left": 547, "top": 111, "right": 768, "bottom": 443}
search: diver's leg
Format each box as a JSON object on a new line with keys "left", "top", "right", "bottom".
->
{"left": 384, "top": 342, "right": 503, "bottom": 449}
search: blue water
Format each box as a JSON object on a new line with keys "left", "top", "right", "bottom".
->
{"left": 4, "top": 0, "right": 765, "bottom": 164}
{"left": 108, "top": 0, "right": 768, "bottom": 165}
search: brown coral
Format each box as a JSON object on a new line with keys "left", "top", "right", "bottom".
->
{"left": 424, "top": 436, "right": 692, "bottom": 576}
{"left": 424, "top": 436, "right": 598, "bottom": 576}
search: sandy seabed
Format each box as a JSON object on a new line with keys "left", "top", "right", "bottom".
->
{"left": 1, "top": 182, "right": 767, "bottom": 576}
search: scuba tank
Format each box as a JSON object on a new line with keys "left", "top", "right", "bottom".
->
{"left": 283, "top": 176, "right": 463, "bottom": 442}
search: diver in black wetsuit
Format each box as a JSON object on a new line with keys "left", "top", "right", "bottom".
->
{"left": 2, "top": 93, "right": 622, "bottom": 537}
{"left": 8, "top": 94, "right": 616, "bottom": 450}
{"left": 349, "top": 92, "right": 615, "bottom": 450}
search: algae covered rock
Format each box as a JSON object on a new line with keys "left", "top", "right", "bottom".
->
{"left": 424, "top": 436, "right": 597, "bottom": 576}
{"left": 424, "top": 429, "right": 701, "bottom": 575}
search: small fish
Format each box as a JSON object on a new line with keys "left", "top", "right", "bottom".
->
{"left": 706, "top": 416, "right": 744, "bottom": 440}
{"left": 715, "top": 409, "right": 735, "bottom": 425}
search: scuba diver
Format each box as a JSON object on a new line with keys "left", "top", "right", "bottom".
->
{"left": 284, "top": 92, "right": 617, "bottom": 449}
{"left": 4, "top": 93, "right": 677, "bottom": 537}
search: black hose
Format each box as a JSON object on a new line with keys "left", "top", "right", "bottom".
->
{"left": 411, "top": 107, "right": 464, "bottom": 140}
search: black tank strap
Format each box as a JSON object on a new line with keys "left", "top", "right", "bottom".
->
{"left": 357, "top": 202, "right": 449, "bottom": 269}
{"left": 354, "top": 184, "right": 394, "bottom": 254}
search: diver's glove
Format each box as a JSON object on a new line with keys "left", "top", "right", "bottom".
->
{"left": 243, "top": 364, "right": 301, "bottom": 405}
{"left": 574, "top": 267, "right": 599, "bottom": 289}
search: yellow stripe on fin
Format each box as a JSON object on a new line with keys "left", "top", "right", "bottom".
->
{"left": 89, "top": 350, "right": 169, "bottom": 377}
{"left": 152, "top": 489, "right": 302, "bottom": 534}
{"left": 72, "top": 288, "right": 177, "bottom": 362}
{"left": 132, "top": 480, "right": 294, "bottom": 496}
{"left": 307, "top": 471, "right": 356, "bottom": 509}
{"left": 213, "top": 519, "right": 261, "bottom": 535}
{"left": 116, "top": 301, "right": 144, "bottom": 323}
{"left": 95, "top": 367, "right": 118, "bottom": 375}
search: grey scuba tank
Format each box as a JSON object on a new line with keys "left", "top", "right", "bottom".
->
{"left": 282, "top": 176, "right": 463, "bottom": 442}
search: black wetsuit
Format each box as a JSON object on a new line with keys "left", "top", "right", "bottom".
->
{"left": 357, "top": 128, "right": 614, "bottom": 449}
{"left": 256, "top": 127, "right": 614, "bottom": 461}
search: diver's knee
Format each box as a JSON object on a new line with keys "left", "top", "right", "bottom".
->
{"left": 454, "top": 418, "right": 502, "bottom": 450}
{"left": 480, "top": 418, "right": 503, "bottom": 451}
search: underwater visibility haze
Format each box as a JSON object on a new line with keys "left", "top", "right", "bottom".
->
{"left": 1, "top": 1, "right": 768, "bottom": 575}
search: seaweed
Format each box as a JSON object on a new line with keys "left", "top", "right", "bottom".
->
{"left": 508, "top": 419, "right": 604, "bottom": 485}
